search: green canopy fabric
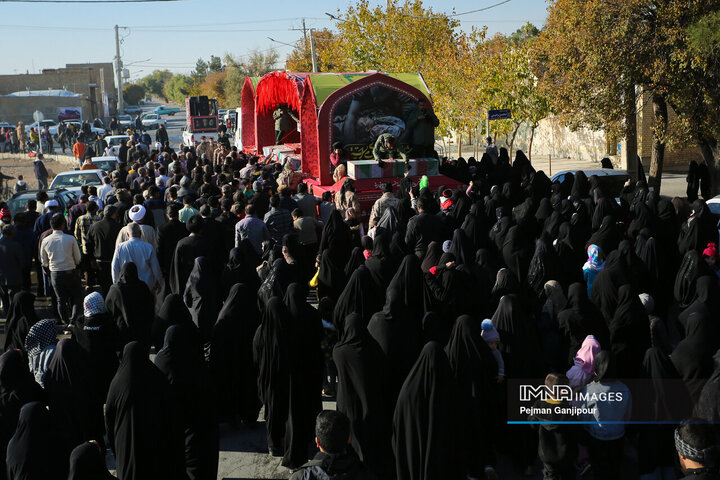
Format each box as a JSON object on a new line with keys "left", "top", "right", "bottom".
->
{"left": 308, "top": 72, "right": 431, "bottom": 107}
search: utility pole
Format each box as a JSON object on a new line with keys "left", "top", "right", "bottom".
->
{"left": 309, "top": 28, "right": 318, "bottom": 73}
{"left": 114, "top": 25, "right": 124, "bottom": 114}
{"left": 301, "top": 18, "right": 307, "bottom": 43}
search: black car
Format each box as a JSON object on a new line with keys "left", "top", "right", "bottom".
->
{"left": 7, "top": 188, "right": 78, "bottom": 217}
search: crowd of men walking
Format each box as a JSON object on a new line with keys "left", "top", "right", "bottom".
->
{"left": 0, "top": 136, "right": 718, "bottom": 480}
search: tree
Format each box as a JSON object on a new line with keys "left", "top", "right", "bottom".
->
{"left": 286, "top": 28, "right": 338, "bottom": 72}
{"left": 198, "top": 71, "right": 227, "bottom": 106}
{"left": 208, "top": 55, "right": 224, "bottom": 73}
{"left": 122, "top": 84, "right": 145, "bottom": 105}
{"left": 537, "top": 0, "right": 720, "bottom": 194}
{"left": 139, "top": 70, "right": 173, "bottom": 102}
{"left": 163, "top": 74, "right": 195, "bottom": 105}
{"left": 223, "top": 49, "right": 279, "bottom": 107}
{"left": 193, "top": 58, "right": 209, "bottom": 78}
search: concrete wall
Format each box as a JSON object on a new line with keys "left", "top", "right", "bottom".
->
{"left": 0, "top": 62, "right": 117, "bottom": 123}
{"left": 510, "top": 118, "right": 610, "bottom": 164}
{"left": 0, "top": 96, "right": 92, "bottom": 125}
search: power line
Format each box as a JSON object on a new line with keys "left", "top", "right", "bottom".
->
{"left": 0, "top": 0, "right": 181, "bottom": 2}
{"left": 400, "top": 0, "right": 515, "bottom": 18}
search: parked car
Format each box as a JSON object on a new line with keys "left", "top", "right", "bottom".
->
{"left": 7, "top": 188, "right": 77, "bottom": 217}
{"left": 49, "top": 169, "right": 105, "bottom": 193}
{"left": 64, "top": 121, "right": 104, "bottom": 136}
{"left": 117, "top": 115, "right": 133, "bottom": 129}
{"left": 124, "top": 105, "right": 142, "bottom": 115}
{"left": 153, "top": 105, "right": 181, "bottom": 116}
{"left": 551, "top": 169, "right": 630, "bottom": 198}
{"left": 104, "top": 134, "right": 130, "bottom": 155}
{"left": 91, "top": 156, "right": 119, "bottom": 173}
{"left": 141, "top": 113, "right": 165, "bottom": 130}
{"left": 25, "top": 120, "right": 58, "bottom": 136}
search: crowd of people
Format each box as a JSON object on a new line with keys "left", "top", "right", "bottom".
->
{"left": 0, "top": 135, "right": 718, "bottom": 480}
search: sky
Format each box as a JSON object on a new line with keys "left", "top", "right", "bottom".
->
{"left": 1, "top": 0, "right": 548, "bottom": 81}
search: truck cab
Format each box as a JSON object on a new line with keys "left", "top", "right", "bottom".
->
{"left": 182, "top": 96, "right": 219, "bottom": 147}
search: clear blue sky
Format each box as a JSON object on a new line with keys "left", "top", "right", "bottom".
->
{"left": 1, "top": 0, "right": 548, "bottom": 80}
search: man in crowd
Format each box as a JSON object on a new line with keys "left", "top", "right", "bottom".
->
{"left": 368, "top": 183, "right": 400, "bottom": 229}
{"left": 40, "top": 213, "right": 82, "bottom": 326}
{"left": 74, "top": 200, "right": 101, "bottom": 288}
{"left": 86, "top": 204, "right": 122, "bottom": 295}
{"left": 373, "top": 133, "right": 408, "bottom": 168}
{"left": 264, "top": 195, "right": 294, "bottom": 245}
{"left": 290, "top": 411, "right": 375, "bottom": 480}
{"left": 111, "top": 222, "right": 162, "bottom": 291}
{"left": 406, "top": 98, "right": 439, "bottom": 158}
{"left": 235, "top": 204, "right": 270, "bottom": 254}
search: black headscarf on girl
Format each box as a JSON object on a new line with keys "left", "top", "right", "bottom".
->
{"left": 610, "top": 285, "right": 651, "bottom": 379}
{"left": 105, "top": 262, "right": 155, "bottom": 348}
{"left": 151, "top": 293, "right": 196, "bottom": 353}
{"left": 592, "top": 197, "right": 617, "bottom": 231}
{"left": 221, "top": 240, "right": 262, "bottom": 298}
{"left": 555, "top": 221, "right": 585, "bottom": 286}
{"left": 368, "top": 286, "right": 422, "bottom": 405}
{"left": 6, "top": 402, "right": 62, "bottom": 480}
{"left": 628, "top": 201, "right": 655, "bottom": 240}
{"left": 586, "top": 215, "right": 621, "bottom": 255}
{"left": 489, "top": 268, "right": 519, "bottom": 316}
{"left": 674, "top": 250, "right": 713, "bottom": 310}
{"left": 392, "top": 342, "right": 462, "bottom": 480}
{"left": 211, "top": 283, "right": 261, "bottom": 424}
{"left": 105, "top": 342, "right": 186, "bottom": 480}
{"left": 461, "top": 206, "right": 490, "bottom": 251}
{"left": 332, "top": 313, "right": 393, "bottom": 478}
{"left": 45, "top": 338, "right": 99, "bottom": 471}
{"left": 333, "top": 265, "right": 383, "bottom": 334}
{"left": 445, "top": 315, "right": 497, "bottom": 475}
{"left": 694, "top": 350, "right": 720, "bottom": 423}
{"left": 155, "top": 325, "right": 219, "bottom": 480}
{"left": 449, "top": 228, "right": 475, "bottom": 266}
{"left": 558, "top": 172, "right": 574, "bottom": 197}
{"left": 252, "top": 297, "right": 291, "bottom": 456}
{"left": 640, "top": 347, "right": 693, "bottom": 422}
{"left": 317, "top": 211, "right": 353, "bottom": 301}
{"left": 491, "top": 294, "right": 541, "bottom": 377}
{"left": 0, "top": 349, "right": 45, "bottom": 478}
{"left": 527, "top": 170, "right": 552, "bottom": 202}
{"left": 678, "top": 199, "right": 718, "bottom": 254}
{"left": 535, "top": 197, "right": 553, "bottom": 223}
{"left": 557, "top": 283, "right": 610, "bottom": 360}
{"left": 344, "top": 246, "right": 366, "bottom": 277}
{"left": 590, "top": 242, "right": 633, "bottom": 323}
{"left": 570, "top": 170, "right": 590, "bottom": 199}
{"left": 184, "top": 256, "right": 220, "bottom": 342}
{"left": 282, "top": 284, "right": 323, "bottom": 469}
{"left": 421, "top": 241, "right": 443, "bottom": 272}
{"left": 68, "top": 442, "right": 117, "bottom": 480}
{"left": 365, "top": 231, "right": 394, "bottom": 292}
{"left": 671, "top": 310, "right": 718, "bottom": 403}
{"left": 4, "top": 291, "right": 39, "bottom": 352}
{"left": 387, "top": 254, "right": 433, "bottom": 329}
{"left": 527, "top": 233, "right": 563, "bottom": 297}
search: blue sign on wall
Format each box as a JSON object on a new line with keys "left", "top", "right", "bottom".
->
{"left": 488, "top": 109, "right": 512, "bottom": 120}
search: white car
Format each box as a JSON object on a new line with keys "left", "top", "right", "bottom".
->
{"left": 64, "top": 121, "right": 104, "bottom": 136}
{"left": 26, "top": 120, "right": 58, "bottom": 136}
{"left": 141, "top": 113, "right": 165, "bottom": 130}
{"left": 90, "top": 156, "right": 119, "bottom": 173}
{"left": 117, "top": 115, "right": 133, "bottom": 129}
{"left": 49, "top": 169, "right": 105, "bottom": 193}
{"left": 104, "top": 135, "right": 130, "bottom": 155}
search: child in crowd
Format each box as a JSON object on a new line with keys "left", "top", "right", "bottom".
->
{"left": 318, "top": 297, "right": 338, "bottom": 397}
{"left": 319, "top": 191, "right": 335, "bottom": 224}
{"left": 582, "top": 244, "right": 604, "bottom": 298}
{"left": 361, "top": 235, "right": 373, "bottom": 260}
{"left": 528, "top": 373, "right": 578, "bottom": 480}
{"left": 702, "top": 242, "right": 720, "bottom": 281}
{"left": 566, "top": 335, "right": 601, "bottom": 392}
{"left": 481, "top": 319, "right": 505, "bottom": 383}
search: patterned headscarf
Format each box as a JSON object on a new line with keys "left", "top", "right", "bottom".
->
{"left": 585, "top": 244, "right": 605, "bottom": 270}
{"left": 675, "top": 427, "right": 714, "bottom": 463}
{"left": 83, "top": 292, "right": 106, "bottom": 318}
{"left": 25, "top": 319, "right": 58, "bottom": 357}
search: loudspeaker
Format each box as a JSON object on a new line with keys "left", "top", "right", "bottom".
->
{"left": 188, "top": 96, "right": 199, "bottom": 116}
{"left": 198, "top": 96, "right": 209, "bottom": 115}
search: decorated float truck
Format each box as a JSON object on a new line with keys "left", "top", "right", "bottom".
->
{"left": 239, "top": 71, "right": 461, "bottom": 219}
